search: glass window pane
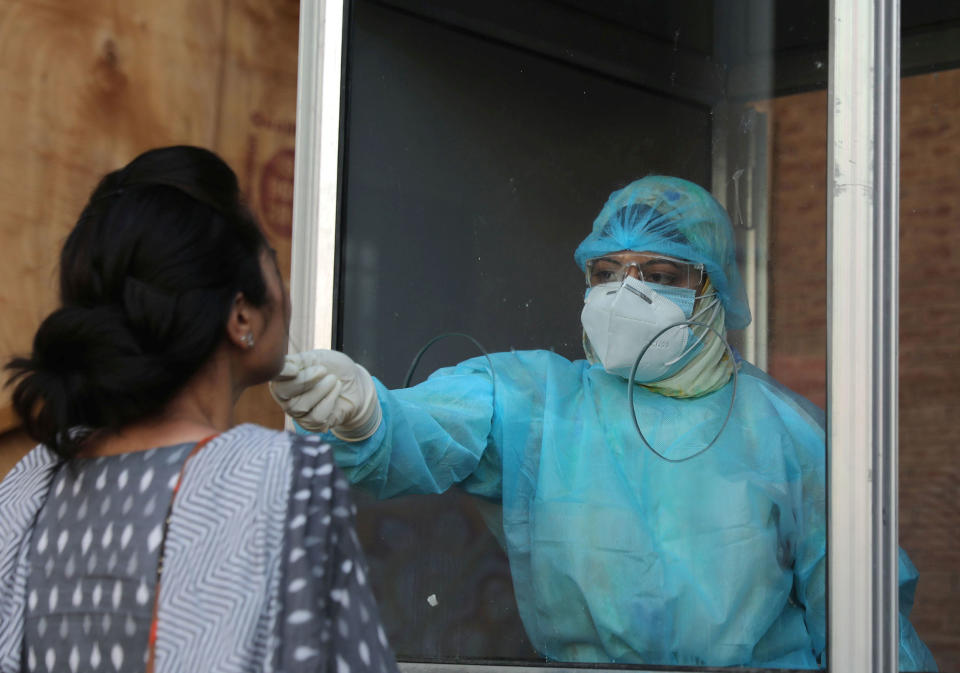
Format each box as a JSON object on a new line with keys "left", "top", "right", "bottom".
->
{"left": 897, "top": 6, "right": 960, "bottom": 671}
{"left": 326, "top": 0, "right": 858, "bottom": 667}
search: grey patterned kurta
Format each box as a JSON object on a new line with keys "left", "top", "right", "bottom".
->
{"left": 0, "top": 425, "right": 398, "bottom": 673}
{"left": 24, "top": 442, "right": 192, "bottom": 672}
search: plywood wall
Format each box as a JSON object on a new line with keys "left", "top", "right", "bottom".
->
{"left": 0, "top": 0, "right": 299, "bottom": 460}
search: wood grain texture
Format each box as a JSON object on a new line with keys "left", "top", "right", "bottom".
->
{"left": 0, "top": 0, "right": 299, "bottom": 453}
{"left": 218, "top": 0, "right": 300, "bottom": 430}
{"left": 0, "top": 404, "right": 18, "bottom": 436}
{"left": 0, "top": 0, "right": 228, "bottom": 431}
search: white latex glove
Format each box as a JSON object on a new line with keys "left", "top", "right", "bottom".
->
{"left": 270, "top": 349, "right": 382, "bottom": 441}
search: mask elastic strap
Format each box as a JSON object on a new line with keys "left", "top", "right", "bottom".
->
{"left": 628, "top": 320, "right": 738, "bottom": 463}
{"left": 663, "top": 295, "right": 721, "bottom": 367}
{"left": 693, "top": 289, "right": 719, "bottom": 305}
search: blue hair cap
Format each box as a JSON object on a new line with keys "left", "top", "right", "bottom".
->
{"left": 574, "top": 176, "right": 751, "bottom": 330}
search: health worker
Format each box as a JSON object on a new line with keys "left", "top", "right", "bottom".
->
{"left": 270, "top": 176, "right": 937, "bottom": 670}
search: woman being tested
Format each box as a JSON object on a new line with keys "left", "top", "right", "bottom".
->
{"left": 271, "top": 176, "right": 936, "bottom": 669}
{"left": 0, "top": 146, "right": 397, "bottom": 673}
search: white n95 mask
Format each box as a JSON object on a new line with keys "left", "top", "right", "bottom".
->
{"left": 581, "top": 276, "right": 693, "bottom": 382}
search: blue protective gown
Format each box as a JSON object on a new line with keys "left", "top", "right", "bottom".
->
{"left": 318, "top": 350, "right": 938, "bottom": 669}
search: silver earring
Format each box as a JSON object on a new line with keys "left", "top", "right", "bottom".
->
{"left": 243, "top": 333, "right": 255, "bottom": 348}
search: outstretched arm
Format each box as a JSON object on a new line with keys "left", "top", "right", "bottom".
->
{"left": 274, "top": 351, "right": 501, "bottom": 501}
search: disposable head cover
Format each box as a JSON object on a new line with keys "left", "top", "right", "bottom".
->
{"left": 574, "top": 176, "right": 751, "bottom": 330}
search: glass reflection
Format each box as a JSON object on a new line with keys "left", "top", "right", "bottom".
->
{"left": 339, "top": 175, "right": 831, "bottom": 667}
{"left": 896, "top": 6, "right": 960, "bottom": 671}
{"left": 281, "top": 0, "right": 935, "bottom": 668}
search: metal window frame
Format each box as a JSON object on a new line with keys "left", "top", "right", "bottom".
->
{"left": 827, "top": 0, "right": 900, "bottom": 672}
{"left": 290, "top": 0, "right": 903, "bottom": 670}
{"left": 289, "top": 0, "right": 345, "bottom": 357}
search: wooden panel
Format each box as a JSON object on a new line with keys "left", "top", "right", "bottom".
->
{"left": 216, "top": 0, "right": 300, "bottom": 430}
{"left": 0, "top": 403, "right": 18, "bottom": 436}
{"left": 0, "top": 0, "right": 227, "bottom": 432}
{"left": 0, "top": 0, "right": 298, "bottom": 464}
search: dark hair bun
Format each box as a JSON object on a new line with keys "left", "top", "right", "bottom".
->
{"left": 5, "top": 146, "right": 270, "bottom": 458}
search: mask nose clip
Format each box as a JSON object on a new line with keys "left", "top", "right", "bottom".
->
{"left": 622, "top": 280, "right": 653, "bottom": 304}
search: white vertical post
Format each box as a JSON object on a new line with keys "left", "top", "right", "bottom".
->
{"left": 289, "top": 0, "right": 345, "bottom": 354}
{"left": 828, "top": 0, "right": 900, "bottom": 671}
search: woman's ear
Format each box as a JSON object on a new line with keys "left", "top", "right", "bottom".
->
{"left": 225, "top": 291, "right": 256, "bottom": 349}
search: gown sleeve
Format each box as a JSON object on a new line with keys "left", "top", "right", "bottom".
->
{"left": 314, "top": 357, "right": 502, "bottom": 501}
{"left": 749, "top": 367, "right": 828, "bottom": 664}
{"left": 897, "top": 549, "right": 939, "bottom": 671}
{"left": 791, "top": 419, "right": 828, "bottom": 664}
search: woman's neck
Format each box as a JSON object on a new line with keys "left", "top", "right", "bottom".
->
{"left": 76, "top": 351, "right": 240, "bottom": 458}
{"left": 76, "top": 420, "right": 222, "bottom": 458}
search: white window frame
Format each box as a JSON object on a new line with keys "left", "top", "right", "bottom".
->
{"left": 828, "top": 0, "right": 900, "bottom": 671}
{"left": 289, "top": 1, "right": 903, "bottom": 670}
{"left": 289, "top": 0, "right": 345, "bottom": 356}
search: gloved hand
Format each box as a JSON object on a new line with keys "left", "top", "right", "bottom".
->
{"left": 270, "top": 350, "right": 382, "bottom": 441}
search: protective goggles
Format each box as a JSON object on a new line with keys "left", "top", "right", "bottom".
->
{"left": 585, "top": 252, "right": 705, "bottom": 289}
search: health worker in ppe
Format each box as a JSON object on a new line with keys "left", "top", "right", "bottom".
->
{"left": 270, "top": 176, "right": 937, "bottom": 670}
